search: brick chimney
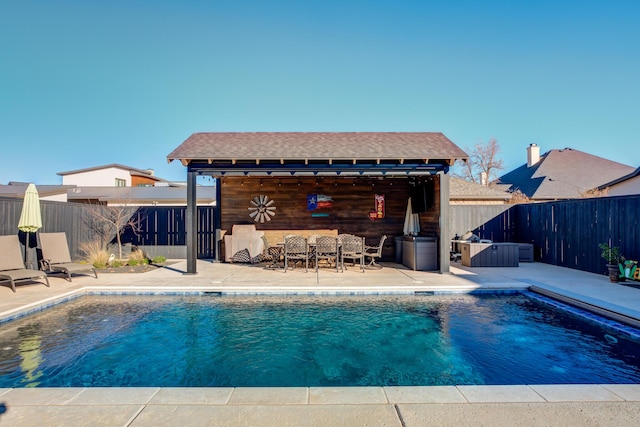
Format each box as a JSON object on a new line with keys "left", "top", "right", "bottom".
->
{"left": 527, "top": 143, "right": 540, "bottom": 167}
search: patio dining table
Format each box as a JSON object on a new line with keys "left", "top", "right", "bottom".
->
{"left": 267, "top": 241, "right": 341, "bottom": 271}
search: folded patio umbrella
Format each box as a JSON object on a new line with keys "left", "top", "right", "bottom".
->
{"left": 18, "top": 183, "right": 43, "bottom": 268}
{"left": 18, "top": 184, "right": 42, "bottom": 233}
{"left": 402, "top": 198, "right": 420, "bottom": 236}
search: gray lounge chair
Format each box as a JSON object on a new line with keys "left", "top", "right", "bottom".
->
{"left": 39, "top": 232, "right": 97, "bottom": 281}
{"left": 0, "top": 235, "right": 50, "bottom": 292}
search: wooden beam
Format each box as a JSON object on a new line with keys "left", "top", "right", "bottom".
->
{"left": 180, "top": 159, "right": 189, "bottom": 166}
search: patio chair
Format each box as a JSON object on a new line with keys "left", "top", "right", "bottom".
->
{"left": 314, "top": 236, "right": 340, "bottom": 272}
{"left": 0, "top": 235, "right": 50, "bottom": 292}
{"left": 364, "top": 235, "right": 387, "bottom": 269}
{"left": 39, "top": 232, "right": 98, "bottom": 281}
{"left": 261, "top": 235, "right": 284, "bottom": 269}
{"left": 284, "top": 235, "right": 310, "bottom": 272}
{"left": 340, "top": 234, "right": 365, "bottom": 273}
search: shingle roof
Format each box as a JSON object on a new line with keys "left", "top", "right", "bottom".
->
{"left": 597, "top": 167, "right": 640, "bottom": 190}
{"left": 450, "top": 177, "right": 511, "bottom": 201}
{"left": 497, "top": 148, "right": 635, "bottom": 200}
{"left": 167, "top": 132, "right": 468, "bottom": 165}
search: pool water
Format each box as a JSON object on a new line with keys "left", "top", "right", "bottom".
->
{"left": 1, "top": 293, "right": 640, "bottom": 388}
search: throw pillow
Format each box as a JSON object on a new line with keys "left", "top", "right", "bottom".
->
{"left": 231, "top": 248, "right": 251, "bottom": 263}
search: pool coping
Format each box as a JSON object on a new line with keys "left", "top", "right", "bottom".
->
{"left": 1, "top": 384, "right": 640, "bottom": 427}
{"left": 2, "top": 384, "right": 640, "bottom": 405}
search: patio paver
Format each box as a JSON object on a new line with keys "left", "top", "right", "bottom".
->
{"left": 457, "top": 385, "right": 546, "bottom": 403}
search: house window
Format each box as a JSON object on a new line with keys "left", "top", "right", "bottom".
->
{"left": 115, "top": 178, "right": 126, "bottom": 187}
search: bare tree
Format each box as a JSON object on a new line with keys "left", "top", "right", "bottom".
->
{"left": 454, "top": 138, "right": 504, "bottom": 185}
{"left": 83, "top": 200, "right": 142, "bottom": 260}
{"left": 580, "top": 187, "right": 609, "bottom": 198}
{"left": 508, "top": 189, "right": 530, "bottom": 204}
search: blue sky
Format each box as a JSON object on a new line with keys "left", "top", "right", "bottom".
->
{"left": 2, "top": 0, "right": 639, "bottom": 184}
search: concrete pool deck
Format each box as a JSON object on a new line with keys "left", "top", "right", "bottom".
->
{"left": 1, "top": 260, "right": 640, "bottom": 426}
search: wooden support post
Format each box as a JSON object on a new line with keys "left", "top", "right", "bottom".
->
{"left": 439, "top": 171, "right": 451, "bottom": 274}
{"left": 214, "top": 177, "right": 222, "bottom": 261}
{"left": 186, "top": 170, "right": 197, "bottom": 274}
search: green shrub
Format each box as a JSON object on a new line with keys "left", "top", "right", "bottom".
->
{"left": 152, "top": 255, "right": 167, "bottom": 264}
{"left": 110, "top": 260, "right": 125, "bottom": 268}
{"left": 128, "top": 259, "right": 140, "bottom": 267}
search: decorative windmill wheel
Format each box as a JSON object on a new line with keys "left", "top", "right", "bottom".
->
{"left": 248, "top": 195, "right": 276, "bottom": 223}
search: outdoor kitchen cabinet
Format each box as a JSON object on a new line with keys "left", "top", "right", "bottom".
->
{"left": 460, "top": 242, "right": 519, "bottom": 267}
{"left": 402, "top": 236, "right": 438, "bottom": 271}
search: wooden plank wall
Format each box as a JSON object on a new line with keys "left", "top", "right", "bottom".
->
{"left": 220, "top": 176, "right": 442, "bottom": 261}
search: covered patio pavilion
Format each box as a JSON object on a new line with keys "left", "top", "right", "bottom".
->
{"left": 167, "top": 132, "right": 468, "bottom": 274}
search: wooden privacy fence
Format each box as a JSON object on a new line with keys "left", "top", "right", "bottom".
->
{"left": 514, "top": 195, "right": 640, "bottom": 275}
{"left": 449, "top": 205, "right": 515, "bottom": 242}
{"left": 2, "top": 195, "right": 638, "bottom": 275}
{"left": 0, "top": 197, "right": 217, "bottom": 261}
{"left": 451, "top": 195, "right": 640, "bottom": 276}
{"left": 121, "top": 206, "right": 217, "bottom": 259}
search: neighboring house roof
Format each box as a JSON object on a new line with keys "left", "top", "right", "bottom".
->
{"left": 167, "top": 132, "right": 468, "bottom": 175}
{"left": 66, "top": 186, "right": 216, "bottom": 206}
{"left": 57, "top": 163, "right": 169, "bottom": 184}
{"left": 496, "top": 148, "right": 635, "bottom": 200}
{"left": 597, "top": 166, "right": 640, "bottom": 190}
{"left": 449, "top": 177, "right": 512, "bottom": 203}
{"left": 0, "top": 183, "right": 75, "bottom": 199}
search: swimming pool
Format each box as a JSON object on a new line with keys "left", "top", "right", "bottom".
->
{"left": 1, "top": 292, "right": 640, "bottom": 388}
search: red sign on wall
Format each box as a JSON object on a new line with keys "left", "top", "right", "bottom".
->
{"left": 369, "top": 194, "right": 385, "bottom": 221}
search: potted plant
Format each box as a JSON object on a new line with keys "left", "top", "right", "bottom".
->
{"left": 599, "top": 242, "right": 625, "bottom": 282}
